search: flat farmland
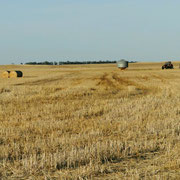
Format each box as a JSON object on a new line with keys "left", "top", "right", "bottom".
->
{"left": 1, "top": 62, "right": 180, "bottom": 179}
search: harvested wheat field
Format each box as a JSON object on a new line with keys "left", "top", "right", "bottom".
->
{"left": 1, "top": 62, "right": 180, "bottom": 179}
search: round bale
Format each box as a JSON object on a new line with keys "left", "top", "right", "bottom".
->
{"left": 10, "top": 71, "right": 23, "bottom": 78}
{"left": 2, "top": 71, "right": 10, "bottom": 78}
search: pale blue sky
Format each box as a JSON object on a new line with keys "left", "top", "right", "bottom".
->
{"left": 0, "top": 0, "right": 180, "bottom": 65}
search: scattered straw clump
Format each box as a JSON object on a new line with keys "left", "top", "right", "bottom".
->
{"left": 10, "top": 71, "right": 23, "bottom": 78}
{"left": 128, "top": 85, "right": 137, "bottom": 92}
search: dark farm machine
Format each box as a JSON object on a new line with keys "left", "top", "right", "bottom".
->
{"left": 162, "top": 61, "right": 174, "bottom": 69}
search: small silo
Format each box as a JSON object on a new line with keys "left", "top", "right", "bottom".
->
{"left": 117, "top": 59, "right": 128, "bottom": 70}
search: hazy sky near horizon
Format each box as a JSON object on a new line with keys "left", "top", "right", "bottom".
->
{"left": 0, "top": 0, "right": 180, "bottom": 65}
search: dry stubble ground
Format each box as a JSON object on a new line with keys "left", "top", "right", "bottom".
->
{"left": 0, "top": 62, "right": 180, "bottom": 179}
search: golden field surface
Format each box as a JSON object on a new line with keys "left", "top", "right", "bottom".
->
{"left": 1, "top": 62, "right": 180, "bottom": 179}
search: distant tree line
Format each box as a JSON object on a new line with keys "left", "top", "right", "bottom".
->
{"left": 25, "top": 61, "right": 55, "bottom": 65}
{"left": 25, "top": 60, "right": 137, "bottom": 65}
